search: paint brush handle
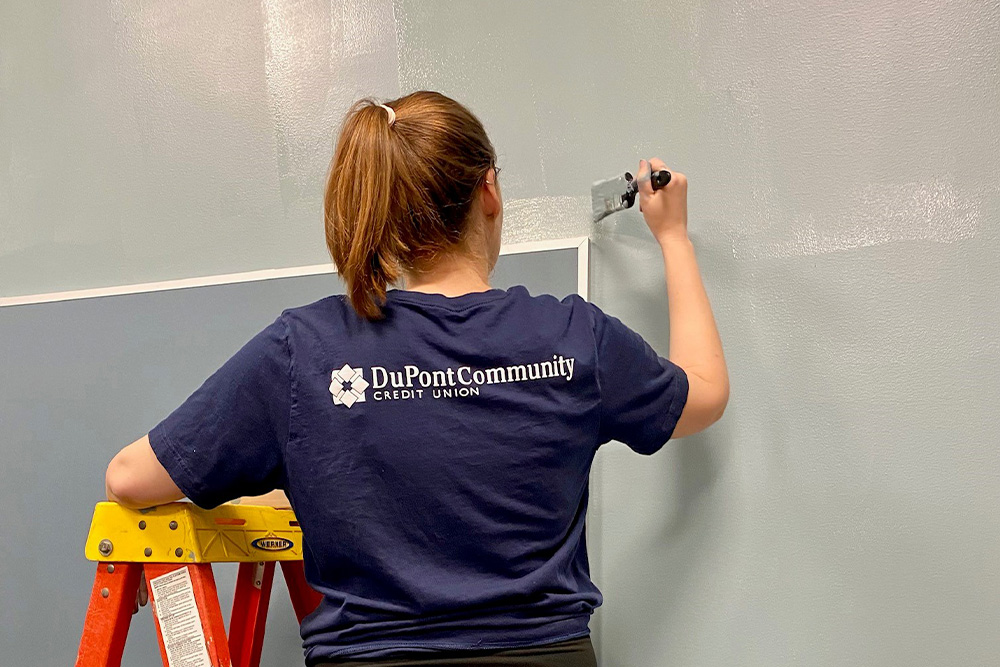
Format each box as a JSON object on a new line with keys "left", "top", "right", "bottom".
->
{"left": 622, "top": 169, "right": 672, "bottom": 208}
{"left": 649, "top": 169, "right": 672, "bottom": 190}
{"left": 627, "top": 170, "right": 672, "bottom": 191}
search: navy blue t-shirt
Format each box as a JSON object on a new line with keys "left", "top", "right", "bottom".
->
{"left": 148, "top": 285, "right": 688, "bottom": 662}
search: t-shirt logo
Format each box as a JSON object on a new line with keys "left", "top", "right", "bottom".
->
{"left": 329, "top": 363, "right": 369, "bottom": 408}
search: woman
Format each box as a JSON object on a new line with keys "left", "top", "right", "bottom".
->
{"left": 105, "top": 90, "right": 729, "bottom": 666}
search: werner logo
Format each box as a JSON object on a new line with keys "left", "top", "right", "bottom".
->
{"left": 329, "top": 356, "right": 575, "bottom": 407}
{"left": 251, "top": 536, "right": 294, "bottom": 552}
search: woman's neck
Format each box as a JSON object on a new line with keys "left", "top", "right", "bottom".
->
{"left": 401, "top": 252, "right": 492, "bottom": 297}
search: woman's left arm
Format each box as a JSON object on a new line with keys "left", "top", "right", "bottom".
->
{"left": 106, "top": 435, "right": 293, "bottom": 509}
{"left": 106, "top": 316, "right": 290, "bottom": 511}
{"left": 105, "top": 434, "right": 185, "bottom": 509}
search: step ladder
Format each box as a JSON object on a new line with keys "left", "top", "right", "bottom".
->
{"left": 76, "top": 501, "right": 323, "bottom": 667}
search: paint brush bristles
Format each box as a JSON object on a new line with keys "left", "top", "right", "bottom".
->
{"left": 591, "top": 169, "right": 671, "bottom": 223}
{"left": 591, "top": 173, "right": 632, "bottom": 223}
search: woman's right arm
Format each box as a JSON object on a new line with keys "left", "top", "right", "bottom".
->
{"left": 637, "top": 158, "right": 730, "bottom": 438}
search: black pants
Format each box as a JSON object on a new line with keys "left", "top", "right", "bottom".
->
{"left": 312, "top": 636, "right": 597, "bottom": 667}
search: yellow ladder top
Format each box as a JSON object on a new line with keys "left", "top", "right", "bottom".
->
{"left": 84, "top": 501, "right": 304, "bottom": 563}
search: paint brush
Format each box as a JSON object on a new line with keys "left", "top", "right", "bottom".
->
{"left": 591, "top": 169, "right": 671, "bottom": 223}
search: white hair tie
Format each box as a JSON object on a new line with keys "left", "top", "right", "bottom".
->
{"left": 377, "top": 103, "right": 396, "bottom": 126}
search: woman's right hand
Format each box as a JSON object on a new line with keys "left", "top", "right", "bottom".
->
{"left": 637, "top": 158, "right": 688, "bottom": 244}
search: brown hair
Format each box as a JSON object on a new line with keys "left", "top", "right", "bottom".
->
{"left": 324, "top": 91, "right": 498, "bottom": 320}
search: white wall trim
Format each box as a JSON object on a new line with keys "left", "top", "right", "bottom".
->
{"left": 0, "top": 236, "right": 591, "bottom": 308}
{"left": 0, "top": 264, "right": 338, "bottom": 308}
{"left": 498, "top": 236, "right": 587, "bottom": 256}
{"left": 576, "top": 237, "right": 590, "bottom": 301}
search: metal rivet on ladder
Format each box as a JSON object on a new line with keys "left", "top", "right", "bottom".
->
{"left": 169, "top": 520, "right": 178, "bottom": 530}
{"left": 98, "top": 539, "right": 113, "bottom": 557}
{"left": 144, "top": 547, "right": 152, "bottom": 557}
{"left": 138, "top": 520, "right": 147, "bottom": 530}
{"left": 106, "top": 564, "right": 115, "bottom": 573}
{"left": 101, "top": 588, "right": 110, "bottom": 598}
{"left": 175, "top": 547, "right": 183, "bottom": 557}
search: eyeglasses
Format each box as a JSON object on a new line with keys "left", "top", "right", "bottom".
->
{"left": 486, "top": 164, "right": 502, "bottom": 185}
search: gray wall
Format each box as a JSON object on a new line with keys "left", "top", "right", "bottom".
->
{"left": 2, "top": 2, "right": 999, "bottom": 666}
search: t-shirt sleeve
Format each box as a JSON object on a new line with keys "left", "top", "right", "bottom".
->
{"left": 148, "top": 315, "right": 291, "bottom": 509}
{"left": 590, "top": 303, "right": 689, "bottom": 455}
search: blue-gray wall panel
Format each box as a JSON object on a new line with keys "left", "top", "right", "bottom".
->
{"left": 0, "top": 248, "right": 578, "bottom": 664}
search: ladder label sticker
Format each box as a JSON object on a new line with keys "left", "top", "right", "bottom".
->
{"left": 149, "top": 567, "right": 213, "bottom": 667}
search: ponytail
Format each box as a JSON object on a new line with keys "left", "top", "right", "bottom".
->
{"left": 324, "top": 91, "right": 497, "bottom": 320}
